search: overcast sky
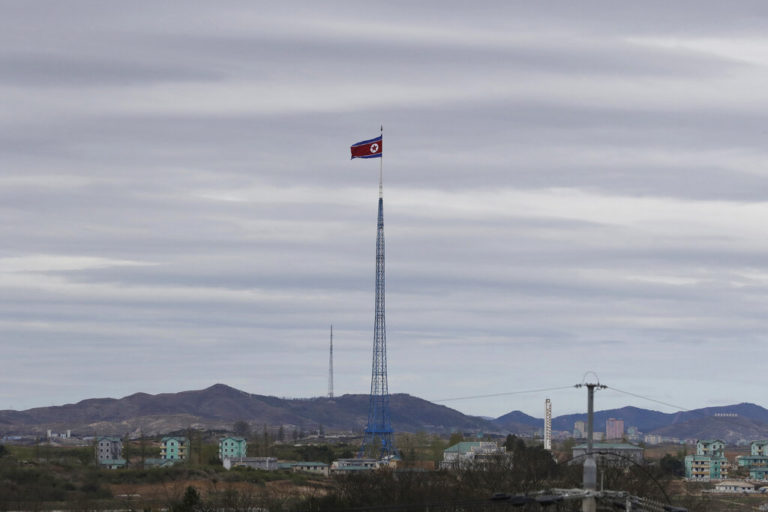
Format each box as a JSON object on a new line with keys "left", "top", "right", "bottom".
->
{"left": 4, "top": 1, "right": 768, "bottom": 420}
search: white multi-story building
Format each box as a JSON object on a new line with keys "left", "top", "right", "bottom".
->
{"left": 95, "top": 436, "right": 126, "bottom": 468}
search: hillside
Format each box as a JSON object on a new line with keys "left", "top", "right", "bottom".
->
{"left": 497, "top": 402, "right": 768, "bottom": 441}
{"left": 549, "top": 406, "right": 674, "bottom": 432}
{"left": 0, "top": 384, "right": 497, "bottom": 436}
{"left": 4, "top": 385, "right": 768, "bottom": 441}
{"left": 493, "top": 410, "right": 542, "bottom": 433}
{"left": 651, "top": 415, "right": 768, "bottom": 443}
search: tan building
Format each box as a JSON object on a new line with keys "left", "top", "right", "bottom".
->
{"left": 713, "top": 480, "right": 753, "bottom": 493}
{"left": 292, "top": 461, "right": 330, "bottom": 476}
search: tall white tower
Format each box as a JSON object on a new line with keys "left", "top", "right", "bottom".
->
{"left": 544, "top": 398, "right": 552, "bottom": 450}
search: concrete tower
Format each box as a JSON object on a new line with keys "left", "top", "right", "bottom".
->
{"left": 545, "top": 398, "right": 552, "bottom": 450}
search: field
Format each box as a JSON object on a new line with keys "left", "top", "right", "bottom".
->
{"left": 0, "top": 438, "right": 766, "bottom": 511}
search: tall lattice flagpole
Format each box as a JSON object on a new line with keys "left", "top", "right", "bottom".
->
{"left": 358, "top": 126, "right": 396, "bottom": 459}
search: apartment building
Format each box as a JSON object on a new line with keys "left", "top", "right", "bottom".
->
{"left": 160, "top": 436, "right": 189, "bottom": 461}
{"left": 219, "top": 436, "right": 247, "bottom": 461}
{"left": 685, "top": 439, "right": 728, "bottom": 480}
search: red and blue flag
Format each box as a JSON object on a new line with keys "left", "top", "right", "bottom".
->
{"left": 350, "top": 135, "right": 382, "bottom": 159}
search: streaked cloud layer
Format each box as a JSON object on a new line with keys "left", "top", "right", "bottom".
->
{"left": 3, "top": 1, "right": 768, "bottom": 417}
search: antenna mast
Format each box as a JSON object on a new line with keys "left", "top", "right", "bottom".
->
{"left": 328, "top": 325, "right": 334, "bottom": 399}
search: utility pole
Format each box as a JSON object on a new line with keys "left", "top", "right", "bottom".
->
{"left": 575, "top": 376, "right": 606, "bottom": 512}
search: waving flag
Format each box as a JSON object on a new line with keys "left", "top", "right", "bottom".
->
{"left": 350, "top": 135, "right": 382, "bottom": 159}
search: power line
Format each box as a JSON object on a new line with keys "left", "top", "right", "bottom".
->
{"left": 605, "top": 386, "right": 692, "bottom": 413}
{"left": 607, "top": 386, "right": 733, "bottom": 425}
{"left": 432, "top": 385, "right": 576, "bottom": 403}
{"left": 432, "top": 382, "right": 733, "bottom": 421}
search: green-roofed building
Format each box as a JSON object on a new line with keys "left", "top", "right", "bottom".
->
{"left": 331, "top": 458, "right": 381, "bottom": 473}
{"left": 697, "top": 440, "right": 725, "bottom": 457}
{"left": 100, "top": 458, "right": 127, "bottom": 469}
{"left": 440, "top": 441, "right": 505, "bottom": 469}
{"left": 736, "top": 454, "right": 768, "bottom": 469}
{"left": 752, "top": 441, "right": 768, "bottom": 456}
{"left": 736, "top": 441, "right": 768, "bottom": 471}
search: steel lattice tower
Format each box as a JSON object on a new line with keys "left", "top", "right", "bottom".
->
{"left": 358, "top": 195, "right": 396, "bottom": 458}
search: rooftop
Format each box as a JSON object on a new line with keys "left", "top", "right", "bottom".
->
{"left": 161, "top": 436, "right": 188, "bottom": 442}
{"left": 444, "top": 442, "right": 498, "bottom": 454}
{"left": 573, "top": 443, "right": 642, "bottom": 450}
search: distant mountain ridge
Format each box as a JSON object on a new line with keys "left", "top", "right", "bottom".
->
{"left": 527, "top": 402, "right": 768, "bottom": 442}
{"left": 548, "top": 403, "right": 768, "bottom": 435}
{"left": 1, "top": 384, "right": 767, "bottom": 442}
{"left": 551, "top": 406, "right": 674, "bottom": 432}
{"left": 0, "top": 384, "right": 496, "bottom": 436}
{"left": 652, "top": 415, "right": 768, "bottom": 441}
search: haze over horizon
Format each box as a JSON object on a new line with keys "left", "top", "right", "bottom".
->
{"left": 4, "top": 2, "right": 768, "bottom": 418}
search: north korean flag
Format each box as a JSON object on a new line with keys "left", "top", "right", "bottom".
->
{"left": 350, "top": 135, "right": 382, "bottom": 159}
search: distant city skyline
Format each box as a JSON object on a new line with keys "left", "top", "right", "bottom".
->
{"left": 3, "top": 2, "right": 768, "bottom": 418}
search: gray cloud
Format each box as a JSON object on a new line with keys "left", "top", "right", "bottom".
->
{"left": 0, "top": 54, "right": 221, "bottom": 87}
{"left": 3, "top": 1, "right": 768, "bottom": 419}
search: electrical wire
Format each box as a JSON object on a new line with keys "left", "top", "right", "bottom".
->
{"left": 605, "top": 386, "right": 692, "bottom": 413}
{"left": 432, "top": 385, "right": 576, "bottom": 403}
{"left": 432, "top": 382, "right": 727, "bottom": 423}
{"left": 605, "top": 386, "right": 724, "bottom": 424}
